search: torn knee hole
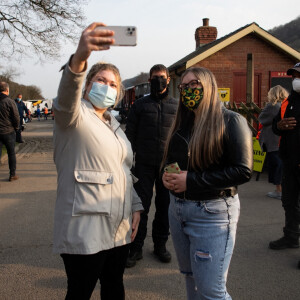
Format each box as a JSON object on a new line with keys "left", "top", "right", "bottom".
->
{"left": 194, "top": 249, "right": 212, "bottom": 261}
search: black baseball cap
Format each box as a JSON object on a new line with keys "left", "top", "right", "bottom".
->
{"left": 287, "top": 62, "right": 300, "bottom": 75}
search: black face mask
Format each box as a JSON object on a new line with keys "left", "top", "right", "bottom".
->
{"left": 150, "top": 77, "right": 168, "bottom": 96}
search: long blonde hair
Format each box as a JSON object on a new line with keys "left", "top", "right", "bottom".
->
{"left": 162, "top": 67, "right": 225, "bottom": 170}
{"left": 267, "top": 85, "right": 289, "bottom": 105}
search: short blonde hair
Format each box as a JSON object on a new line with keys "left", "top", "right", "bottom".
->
{"left": 84, "top": 62, "right": 124, "bottom": 106}
{"left": 267, "top": 85, "right": 289, "bottom": 105}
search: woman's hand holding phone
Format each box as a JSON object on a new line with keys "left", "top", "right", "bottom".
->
{"left": 163, "top": 163, "right": 187, "bottom": 193}
{"left": 71, "top": 22, "right": 114, "bottom": 73}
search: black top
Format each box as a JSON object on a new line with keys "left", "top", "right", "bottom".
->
{"left": 125, "top": 93, "right": 178, "bottom": 166}
{"left": 0, "top": 93, "right": 20, "bottom": 134}
{"left": 167, "top": 108, "right": 253, "bottom": 200}
{"left": 272, "top": 90, "right": 300, "bottom": 165}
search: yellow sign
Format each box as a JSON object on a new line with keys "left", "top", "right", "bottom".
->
{"left": 218, "top": 88, "right": 230, "bottom": 102}
{"left": 252, "top": 137, "right": 266, "bottom": 172}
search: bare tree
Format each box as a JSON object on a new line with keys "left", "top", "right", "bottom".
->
{"left": 25, "top": 85, "right": 43, "bottom": 99}
{"left": 0, "top": 66, "right": 20, "bottom": 82}
{"left": 0, "top": 0, "right": 88, "bottom": 61}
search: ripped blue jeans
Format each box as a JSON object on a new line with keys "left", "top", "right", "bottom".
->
{"left": 169, "top": 194, "right": 240, "bottom": 300}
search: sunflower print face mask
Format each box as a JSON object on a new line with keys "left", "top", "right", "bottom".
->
{"left": 181, "top": 87, "right": 204, "bottom": 111}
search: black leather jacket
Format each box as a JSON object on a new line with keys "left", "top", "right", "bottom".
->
{"left": 0, "top": 93, "right": 20, "bottom": 135}
{"left": 167, "top": 108, "right": 253, "bottom": 200}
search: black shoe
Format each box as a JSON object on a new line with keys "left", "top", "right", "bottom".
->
{"left": 126, "top": 249, "right": 143, "bottom": 268}
{"left": 153, "top": 246, "right": 171, "bottom": 263}
{"left": 298, "top": 260, "right": 300, "bottom": 269}
{"left": 269, "top": 237, "right": 299, "bottom": 250}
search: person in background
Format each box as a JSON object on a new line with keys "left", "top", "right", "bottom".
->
{"left": 269, "top": 63, "right": 300, "bottom": 261}
{"left": 162, "top": 67, "right": 252, "bottom": 299}
{"left": 52, "top": 22, "right": 143, "bottom": 299}
{"left": 14, "top": 93, "right": 28, "bottom": 143}
{"left": 36, "top": 106, "right": 41, "bottom": 121}
{"left": 44, "top": 105, "right": 48, "bottom": 120}
{"left": 0, "top": 82, "right": 20, "bottom": 181}
{"left": 125, "top": 64, "right": 178, "bottom": 267}
{"left": 258, "top": 85, "right": 289, "bottom": 200}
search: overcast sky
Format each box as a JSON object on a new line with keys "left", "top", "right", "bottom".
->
{"left": 13, "top": 0, "right": 300, "bottom": 99}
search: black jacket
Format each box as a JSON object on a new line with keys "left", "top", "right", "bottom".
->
{"left": 125, "top": 93, "right": 178, "bottom": 166}
{"left": 167, "top": 108, "right": 253, "bottom": 200}
{"left": 272, "top": 90, "right": 300, "bottom": 165}
{"left": 0, "top": 93, "right": 20, "bottom": 135}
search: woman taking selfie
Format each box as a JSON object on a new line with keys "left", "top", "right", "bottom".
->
{"left": 52, "top": 23, "right": 143, "bottom": 300}
{"left": 162, "top": 67, "right": 252, "bottom": 300}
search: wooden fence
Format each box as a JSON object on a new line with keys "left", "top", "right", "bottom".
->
{"left": 226, "top": 101, "right": 262, "bottom": 136}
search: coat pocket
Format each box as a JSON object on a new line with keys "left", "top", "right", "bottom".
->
{"left": 73, "top": 170, "right": 113, "bottom": 216}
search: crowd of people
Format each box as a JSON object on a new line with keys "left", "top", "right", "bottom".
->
{"left": 0, "top": 93, "right": 52, "bottom": 180}
{"left": 1, "top": 22, "right": 300, "bottom": 299}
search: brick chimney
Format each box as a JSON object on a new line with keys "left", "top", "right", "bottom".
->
{"left": 195, "top": 18, "right": 218, "bottom": 49}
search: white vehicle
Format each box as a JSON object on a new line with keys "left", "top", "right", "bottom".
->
{"left": 26, "top": 99, "right": 53, "bottom": 116}
{"left": 23, "top": 101, "right": 34, "bottom": 114}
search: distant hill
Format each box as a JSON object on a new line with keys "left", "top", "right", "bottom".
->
{"left": 269, "top": 16, "right": 300, "bottom": 51}
{"left": 0, "top": 75, "right": 43, "bottom": 99}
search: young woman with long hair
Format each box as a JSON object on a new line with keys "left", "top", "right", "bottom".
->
{"left": 162, "top": 67, "right": 253, "bottom": 299}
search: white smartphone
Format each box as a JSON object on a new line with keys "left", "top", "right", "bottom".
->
{"left": 96, "top": 26, "right": 137, "bottom": 46}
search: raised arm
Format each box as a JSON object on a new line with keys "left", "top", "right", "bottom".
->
{"left": 53, "top": 22, "right": 114, "bottom": 129}
{"left": 70, "top": 22, "right": 114, "bottom": 73}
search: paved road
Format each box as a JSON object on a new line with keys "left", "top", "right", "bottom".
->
{"left": 0, "top": 119, "right": 299, "bottom": 300}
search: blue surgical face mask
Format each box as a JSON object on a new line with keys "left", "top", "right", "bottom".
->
{"left": 88, "top": 82, "right": 117, "bottom": 109}
{"left": 17, "top": 98, "right": 21, "bottom": 102}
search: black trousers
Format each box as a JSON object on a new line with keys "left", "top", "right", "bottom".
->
{"left": 61, "top": 244, "right": 130, "bottom": 300}
{"left": 0, "top": 131, "right": 16, "bottom": 176}
{"left": 267, "top": 151, "right": 282, "bottom": 185}
{"left": 281, "top": 159, "right": 300, "bottom": 239}
{"left": 130, "top": 163, "right": 170, "bottom": 252}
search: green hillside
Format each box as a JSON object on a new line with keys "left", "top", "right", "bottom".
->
{"left": 269, "top": 16, "right": 300, "bottom": 51}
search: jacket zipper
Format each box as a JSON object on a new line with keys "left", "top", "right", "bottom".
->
{"left": 157, "top": 100, "right": 162, "bottom": 166}
{"left": 175, "top": 132, "right": 190, "bottom": 200}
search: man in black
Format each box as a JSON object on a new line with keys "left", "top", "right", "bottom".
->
{"left": 269, "top": 63, "right": 300, "bottom": 268}
{"left": 14, "top": 93, "right": 28, "bottom": 143}
{"left": 0, "top": 82, "right": 20, "bottom": 181}
{"left": 125, "top": 64, "right": 178, "bottom": 267}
